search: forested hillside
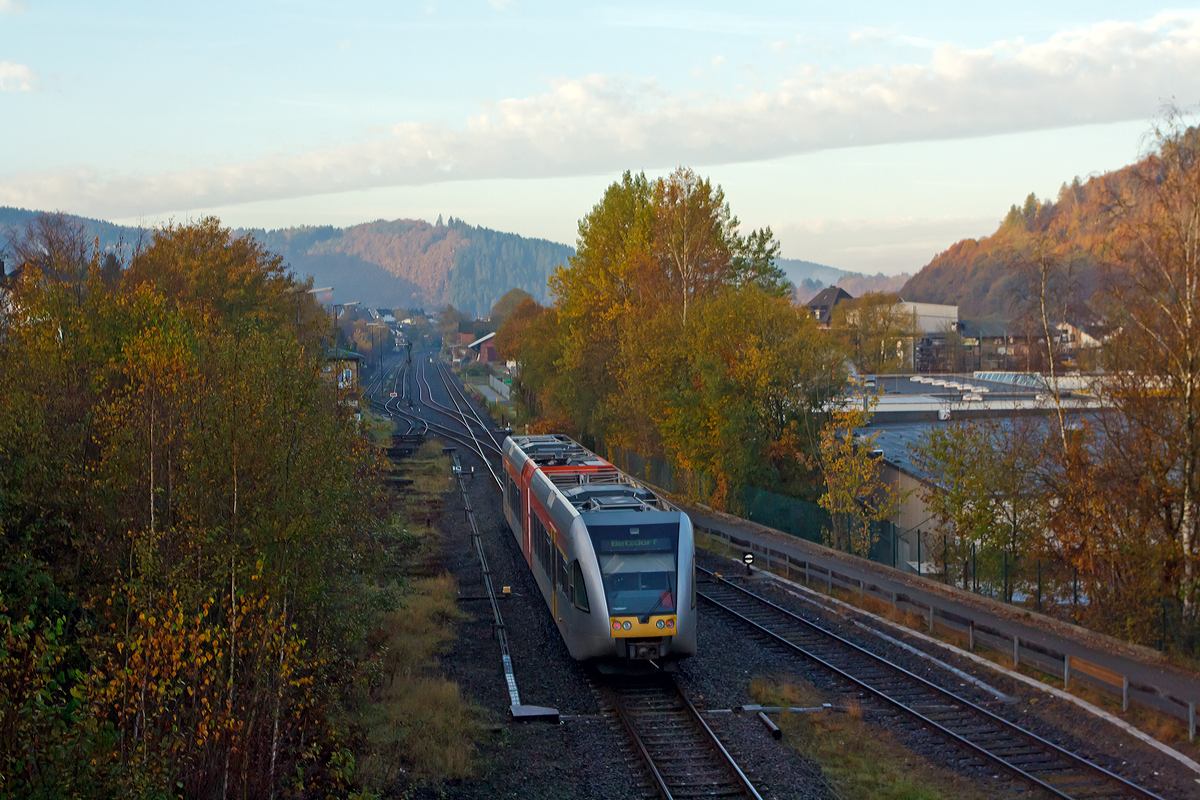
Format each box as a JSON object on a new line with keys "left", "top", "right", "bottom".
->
{"left": 899, "top": 160, "right": 1147, "bottom": 319}
{"left": 1, "top": 209, "right": 574, "bottom": 318}
{"left": 248, "top": 217, "right": 575, "bottom": 317}
{"left": 0, "top": 206, "right": 142, "bottom": 255}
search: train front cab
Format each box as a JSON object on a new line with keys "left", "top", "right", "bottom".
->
{"left": 571, "top": 509, "right": 696, "bottom": 662}
{"left": 500, "top": 436, "right": 696, "bottom": 663}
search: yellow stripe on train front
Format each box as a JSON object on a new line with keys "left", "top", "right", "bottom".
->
{"left": 609, "top": 616, "right": 677, "bottom": 637}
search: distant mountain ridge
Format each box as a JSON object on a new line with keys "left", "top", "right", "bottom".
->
{"left": 778, "top": 257, "right": 910, "bottom": 304}
{"left": 3, "top": 207, "right": 885, "bottom": 317}
{"left": 0, "top": 207, "right": 145, "bottom": 255}
{"left": 243, "top": 217, "right": 574, "bottom": 317}
{"left": 0, "top": 207, "right": 575, "bottom": 317}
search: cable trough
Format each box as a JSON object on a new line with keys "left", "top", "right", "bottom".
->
{"left": 697, "top": 567, "right": 1165, "bottom": 800}
{"left": 448, "top": 448, "right": 557, "bottom": 722}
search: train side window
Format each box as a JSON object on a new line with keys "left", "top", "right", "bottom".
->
{"left": 557, "top": 551, "right": 568, "bottom": 592}
{"left": 570, "top": 560, "right": 590, "bottom": 612}
{"left": 507, "top": 474, "right": 523, "bottom": 525}
{"left": 533, "top": 514, "right": 551, "bottom": 578}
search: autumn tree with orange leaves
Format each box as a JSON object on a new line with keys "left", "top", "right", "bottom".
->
{"left": 0, "top": 217, "right": 390, "bottom": 797}
{"left": 499, "top": 168, "right": 843, "bottom": 508}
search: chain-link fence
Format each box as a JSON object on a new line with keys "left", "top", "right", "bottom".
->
{"left": 739, "top": 485, "right": 830, "bottom": 545}
{"left": 601, "top": 442, "right": 1200, "bottom": 657}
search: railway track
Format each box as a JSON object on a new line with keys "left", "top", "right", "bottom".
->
{"left": 595, "top": 672, "right": 764, "bottom": 800}
{"left": 697, "top": 567, "right": 1164, "bottom": 800}
{"left": 369, "top": 354, "right": 767, "bottom": 797}
{"left": 367, "top": 353, "right": 504, "bottom": 482}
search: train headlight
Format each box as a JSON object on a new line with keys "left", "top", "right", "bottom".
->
{"left": 656, "top": 619, "right": 665, "bottom": 629}
{"left": 622, "top": 621, "right": 632, "bottom": 631}
{"left": 611, "top": 621, "right": 622, "bottom": 631}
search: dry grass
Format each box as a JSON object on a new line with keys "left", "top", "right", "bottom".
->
{"left": 358, "top": 574, "right": 482, "bottom": 789}
{"left": 697, "top": 538, "right": 1200, "bottom": 769}
{"left": 358, "top": 445, "right": 483, "bottom": 791}
{"left": 381, "top": 442, "right": 453, "bottom": 577}
{"left": 750, "top": 678, "right": 998, "bottom": 800}
{"left": 362, "top": 407, "right": 396, "bottom": 446}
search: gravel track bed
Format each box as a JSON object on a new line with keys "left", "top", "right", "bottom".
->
{"left": 698, "top": 549, "right": 1197, "bottom": 799}
{"left": 397, "top": 377, "right": 831, "bottom": 799}
{"left": 393, "top": 363, "right": 1194, "bottom": 799}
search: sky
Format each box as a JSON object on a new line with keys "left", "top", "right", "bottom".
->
{"left": 2, "top": 1, "right": 1198, "bottom": 275}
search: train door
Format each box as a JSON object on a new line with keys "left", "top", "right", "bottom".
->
{"left": 521, "top": 464, "right": 535, "bottom": 566}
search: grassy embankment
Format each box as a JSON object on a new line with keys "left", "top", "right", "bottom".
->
{"left": 357, "top": 440, "right": 483, "bottom": 793}
{"left": 750, "top": 679, "right": 997, "bottom": 800}
{"left": 697, "top": 531, "right": 1200, "bottom": 771}
{"left": 697, "top": 532, "right": 1016, "bottom": 798}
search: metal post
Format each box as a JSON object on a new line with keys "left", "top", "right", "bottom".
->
{"left": 1122, "top": 677, "right": 1128, "bottom": 712}
{"left": 928, "top": 603, "right": 934, "bottom": 633}
{"left": 968, "top": 620, "right": 974, "bottom": 651}
{"left": 859, "top": 578, "right": 864, "bottom": 598}
{"left": 944, "top": 535, "right": 949, "bottom": 583}
{"left": 917, "top": 531, "right": 921, "bottom": 577}
{"left": 972, "top": 542, "right": 977, "bottom": 594}
{"left": 1161, "top": 599, "right": 1167, "bottom": 652}
{"left": 1073, "top": 567, "right": 1078, "bottom": 620}
{"left": 1037, "top": 560, "right": 1042, "bottom": 613}
{"left": 1189, "top": 702, "right": 1195, "bottom": 741}
{"left": 1003, "top": 551, "right": 1009, "bottom": 604}
{"left": 804, "top": 561, "right": 809, "bottom": 586}
{"left": 1064, "top": 654, "right": 1070, "bottom": 689}
{"left": 1013, "top": 634, "right": 1019, "bottom": 667}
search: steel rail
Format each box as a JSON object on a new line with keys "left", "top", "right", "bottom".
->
{"left": 605, "top": 674, "right": 764, "bottom": 800}
{"left": 384, "top": 364, "right": 764, "bottom": 795}
{"left": 413, "top": 356, "right": 503, "bottom": 458}
{"left": 430, "top": 358, "right": 504, "bottom": 452}
{"left": 697, "top": 568, "right": 1163, "bottom": 800}
{"left": 410, "top": 357, "right": 503, "bottom": 486}
{"left": 370, "top": 368, "right": 500, "bottom": 486}
{"left": 677, "top": 685, "right": 764, "bottom": 800}
{"left": 421, "top": 357, "right": 501, "bottom": 457}
{"left": 368, "top": 397, "right": 504, "bottom": 469}
{"left": 608, "top": 692, "right": 673, "bottom": 800}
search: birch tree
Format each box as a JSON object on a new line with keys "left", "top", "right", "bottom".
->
{"left": 1102, "top": 113, "right": 1200, "bottom": 614}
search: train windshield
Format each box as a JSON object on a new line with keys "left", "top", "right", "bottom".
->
{"left": 588, "top": 524, "right": 678, "bottom": 617}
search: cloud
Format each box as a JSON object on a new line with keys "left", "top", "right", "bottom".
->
{"left": 711, "top": 55, "right": 727, "bottom": 67}
{"left": 4, "top": 12, "right": 1199, "bottom": 218}
{"left": 774, "top": 216, "right": 998, "bottom": 274}
{"left": 485, "top": 0, "right": 513, "bottom": 8}
{"left": 0, "top": 61, "right": 38, "bottom": 91}
{"left": 0, "top": 0, "right": 27, "bottom": 16}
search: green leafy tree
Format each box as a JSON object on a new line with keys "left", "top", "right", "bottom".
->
{"left": 0, "top": 215, "right": 389, "bottom": 796}
{"left": 830, "top": 292, "right": 920, "bottom": 374}
{"left": 818, "top": 395, "right": 905, "bottom": 557}
{"left": 910, "top": 419, "right": 1041, "bottom": 591}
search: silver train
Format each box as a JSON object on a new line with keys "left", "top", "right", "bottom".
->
{"left": 501, "top": 434, "right": 697, "bottom": 663}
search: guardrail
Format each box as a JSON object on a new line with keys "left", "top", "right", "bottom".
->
{"left": 699, "top": 524, "right": 1198, "bottom": 741}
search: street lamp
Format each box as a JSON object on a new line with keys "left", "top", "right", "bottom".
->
{"left": 368, "top": 321, "right": 387, "bottom": 376}
{"left": 284, "top": 285, "right": 333, "bottom": 331}
{"left": 331, "top": 300, "right": 360, "bottom": 355}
